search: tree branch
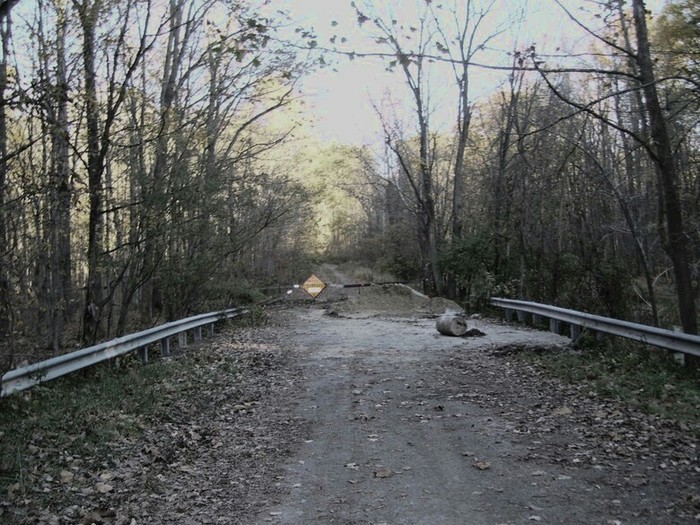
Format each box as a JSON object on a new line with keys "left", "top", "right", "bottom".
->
{"left": 529, "top": 60, "right": 658, "bottom": 162}
{"left": 553, "top": 0, "right": 636, "bottom": 59}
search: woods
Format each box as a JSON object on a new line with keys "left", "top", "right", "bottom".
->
{"left": 0, "top": 0, "right": 698, "bottom": 371}
{"left": 318, "top": 0, "right": 698, "bottom": 330}
{"left": 0, "top": 0, "right": 315, "bottom": 369}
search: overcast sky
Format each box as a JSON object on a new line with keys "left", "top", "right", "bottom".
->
{"left": 276, "top": 0, "right": 667, "bottom": 146}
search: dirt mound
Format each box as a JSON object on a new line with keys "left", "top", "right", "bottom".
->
{"left": 331, "top": 283, "right": 463, "bottom": 316}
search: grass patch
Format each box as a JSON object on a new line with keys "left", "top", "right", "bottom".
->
{"left": 0, "top": 352, "right": 192, "bottom": 495}
{"left": 519, "top": 335, "right": 700, "bottom": 425}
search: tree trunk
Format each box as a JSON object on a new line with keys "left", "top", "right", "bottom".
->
{"left": 46, "top": 2, "right": 71, "bottom": 352}
{"left": 141, "top": 0, "right": 186, "bottom": 319}
{"left": 632, "top": 0, "right": 697, "bottom": 335}
{"left": 447, "top": 70, "right": 471, "bottom": 299}
{"left": 614, "top": 0, "right": 659, "bottom": 326}
{"left": 415, "top": 85, "right": 441, "bottom": 296}
{"left": 78, "top": 0, "right": 105, "bottom": 342}
{"left": 0, "top": 7, "right": 10, "bottom": 342}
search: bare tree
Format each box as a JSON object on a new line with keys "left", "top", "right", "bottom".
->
{"left": 30, "top": 0, "right": 74, "bottom": 352}
{"left": 631, "top": 0, "right": 697, "bottom": 334}
{"left": 429, "top": 0, "right": 500, "bottom": 241}
{"left": 0, "top": 0, "right": 13, "bottom": 344}
{"left": 74, "top": 0, "right": 155, "bottom": 342}
{"left": 532, "top": 0, "right": 697, "bottom": 334}
{"left": 355, "top": 2, "right": 444, "bottom": 294}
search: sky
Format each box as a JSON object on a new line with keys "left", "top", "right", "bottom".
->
{"left": 274, "top": 0, "right": 667, "bottom": 146}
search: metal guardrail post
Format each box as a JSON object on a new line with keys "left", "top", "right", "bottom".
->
{"left": 570, "top": 324, "right": 582, "bottom": 342}
{"left": 549, "top": 318, "right": 560, "bottom": 334}
{"left": 161, "top": 338, "right": 170, "bottom": 357}
{"left": 1, "top": 307, "right": 247, "bottom": 397}
{"left": 491, "top": 297, "right": 700, "bottom": 357}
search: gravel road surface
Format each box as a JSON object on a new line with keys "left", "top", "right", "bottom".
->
{"left": 5, "top": 277, "right": 697, "bottom": 524}
{"left": 254, "top": 304, "right": 697, "bottom": 525}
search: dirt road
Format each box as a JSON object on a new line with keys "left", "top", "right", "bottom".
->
{"left": 254, "top": 303, "right": 698, "bottom": 524}
{"left": 4, "top": 277, "right": 696, "bottom": 524}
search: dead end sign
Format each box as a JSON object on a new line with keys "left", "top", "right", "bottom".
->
{"left": 302, "top": 274, "right": 326, "bottom": 299}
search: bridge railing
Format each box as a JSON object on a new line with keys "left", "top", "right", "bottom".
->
{"left": 1, "top": 307, "right": 247, "bottom": 397}
{"left": 490, "top": 298, "right": 700, "bottom": 358}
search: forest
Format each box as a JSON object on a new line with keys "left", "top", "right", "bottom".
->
{"left": 0, "top": 0, "right": 698, "bottom": 372}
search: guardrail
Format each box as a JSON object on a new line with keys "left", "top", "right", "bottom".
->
{"left": 0, "top": 307, "right": 247, "bottom": 398}
{"left": 490, "top": 298, "right": 700, "bottom": 358}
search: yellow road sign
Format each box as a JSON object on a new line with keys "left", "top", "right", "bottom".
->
{"left": 302, "top": 274, "right": 326, "bottom": 299}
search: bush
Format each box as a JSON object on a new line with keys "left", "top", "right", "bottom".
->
{"left": 441, "top": 234, "right": 494, "bottom": 307}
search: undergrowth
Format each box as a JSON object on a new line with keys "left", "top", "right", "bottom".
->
{"left": 518, "top": 333, "right": 700, "bottom": 425}
{"left": 0, "top": 352, "right": 193, "bottom": 495}
{"left": 234, "top": 305, "right": 270, "bottom": 328}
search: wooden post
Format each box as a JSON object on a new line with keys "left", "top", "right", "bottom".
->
{"left": 161, "top": 337, "right": 170, "bottom": 357}
{"left": 516, "top": 310, "right": 529, "bottom": 323}
{"left": 194, "top": 327, "right": 202, "bottom": 343}
{"left": 138, "top": 347, "right": 149, "bottom": 364}
{"left": 207, "top": 322, "right": 215, "bottom": 337}
{"left": 178, "top": 332, "right": 188, "bottom": 349}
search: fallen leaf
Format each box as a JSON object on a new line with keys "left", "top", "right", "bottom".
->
{"left": 474, "top": 461, "right": 491, "bottom": 470}
{"left": 373, "top": 468, "right": 394, "bottom": 478}
{"left": 95, "top": 482, "right": 113, "bottom": 494}
{"left": 81, "top": 510, "right": 104, "bottom": 524}
{"left": 60, "top": 470, "right": 74, "bottom": 484}
{"left": 552, "top": 406, "right": 572, "bottom": 417}
{"left": 7, "top": 483, "right": 20, "bottom": 499}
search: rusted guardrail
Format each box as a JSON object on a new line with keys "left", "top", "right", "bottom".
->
{"left": 491, "top": 298, "right": 700, "bottom": 358}
{"left": 0, "top": 307, "right": 247, "bottom": 397}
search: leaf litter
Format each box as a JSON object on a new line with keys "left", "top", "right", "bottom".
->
{"left": 0, "top": 318, "right": 309, "bottom": 524}
{"left": 435, "top": 343, "right": 700, "bottom": 522}
{"left": 3, "top": 300, "right": 699, "bottom": 524}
